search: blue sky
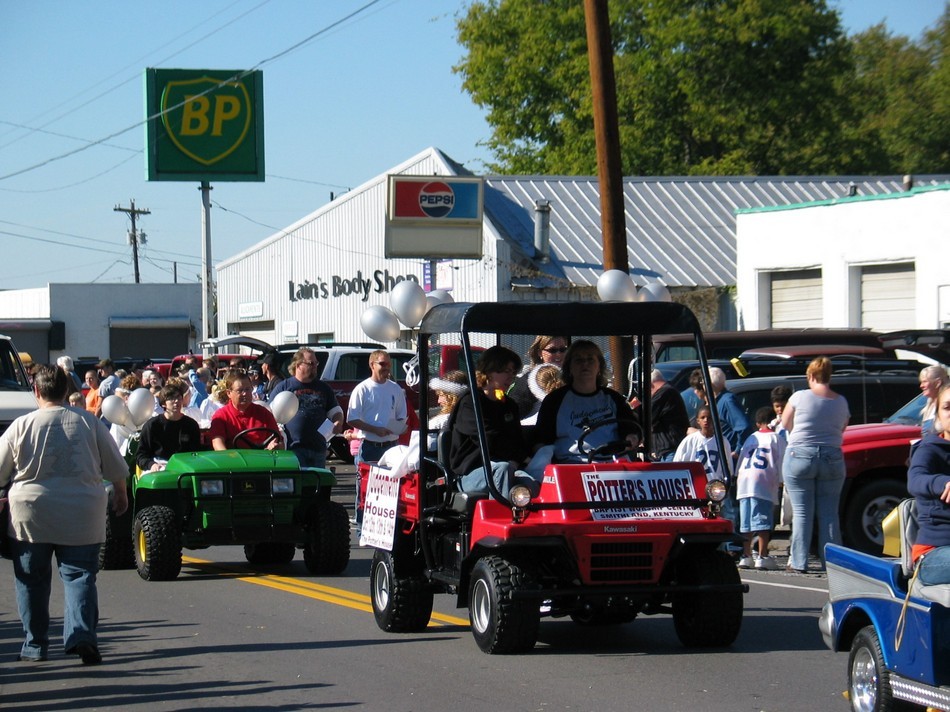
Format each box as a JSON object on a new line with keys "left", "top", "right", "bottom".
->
{"left": 0, "top": 0, "right": 945, "bottom": 290}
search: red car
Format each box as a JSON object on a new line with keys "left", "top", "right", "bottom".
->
{"left": 839, "top": 417, "right": 921, "bottom": 554}
{"left": 839, "top": 329, "right": 950, "bottom": 554}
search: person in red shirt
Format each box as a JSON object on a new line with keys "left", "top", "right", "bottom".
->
{"left": 209, "top": 370, "right": 283, "bottom": 450}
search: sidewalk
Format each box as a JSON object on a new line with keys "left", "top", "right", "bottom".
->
{"left": 746, "top": 524, "right": 828, "bottom": 577}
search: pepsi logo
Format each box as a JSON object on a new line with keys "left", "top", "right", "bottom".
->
{"left": 419, "top": 181, "right": 455, "bottom": 218}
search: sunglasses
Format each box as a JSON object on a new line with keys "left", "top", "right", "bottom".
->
{"left": 543, "top": 347, "right": 568, "bottom": 354}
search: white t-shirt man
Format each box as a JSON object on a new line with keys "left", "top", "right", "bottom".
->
{"left": 347, "top": 378, "right": 407, "bottom": 445}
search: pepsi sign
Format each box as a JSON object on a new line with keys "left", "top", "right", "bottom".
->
{"left": 418, "top": 182, "right": 455, "bottom": 217}
{"left": 386, "top": 175, "right": 483, "bottom": 258}
{"left": 390, "top": 176, "right": 482, "bottom": 222}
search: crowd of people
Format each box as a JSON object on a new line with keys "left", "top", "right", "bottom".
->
{"left": 5, "top": 333, "right": 949, "bottom": 667}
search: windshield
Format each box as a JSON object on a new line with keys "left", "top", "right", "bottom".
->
{"left": 885, "top": 393, "right": 925, "bottom": 425}
{"left": 0, "top": 341, "right": 31, "bottom": 391}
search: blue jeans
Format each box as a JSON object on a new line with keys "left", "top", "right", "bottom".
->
{"left": 459, "top": 461, "right": 540, "bottom": 498}
{"left": 918, "top": 546, "right": 950, "bottom": 584}
{"left": 11, "top": 540, "right": 102, "bottom": 660}
{"left": 783, "top": 444, "right": 845, "bottom": 570}
{"left": 293, "top": 446, "right": 327, "bottom": 469}
{"left": 355, "top": 440, "right": 398, "bottom": 526}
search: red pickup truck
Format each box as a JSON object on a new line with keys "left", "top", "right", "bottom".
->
{"left": 839, "top": 417, "right": 921, "bottom": 554}
{"left": 840, "top": 329, "right": 950, "bottom": 552}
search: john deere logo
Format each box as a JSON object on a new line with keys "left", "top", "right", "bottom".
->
{"left": 161, "top": 77, "right": 252, "bottom": 166}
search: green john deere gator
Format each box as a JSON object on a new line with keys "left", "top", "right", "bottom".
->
{"left": 127, "top": 446, "right": 350, "bottom": 581}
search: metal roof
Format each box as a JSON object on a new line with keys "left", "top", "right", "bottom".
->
{"left": 483, "top": 175, "right": 950, "bottom": 289}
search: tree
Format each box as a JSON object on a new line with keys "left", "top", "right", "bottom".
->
{"left": 843, "top": 5, "right": 950, "bottom": 175}
{"left": 455, "top": 0, "right": 944, "bottom": 176}
{"left": 455, "top": 1, "right": 593, "bottom": 174}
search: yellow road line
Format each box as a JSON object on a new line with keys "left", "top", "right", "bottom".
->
{"left": 182, "top": 556, "right": 470, "bottom": 627}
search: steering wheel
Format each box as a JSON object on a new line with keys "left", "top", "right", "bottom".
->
{"left": 576, "top": 418, "right": 644, "bottom": 463}
{"left": 233, "top": 427, "right": 281, "bottom": 450}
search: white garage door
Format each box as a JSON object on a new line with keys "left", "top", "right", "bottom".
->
{"left": 861, "top": 263, "right": 915, "bottom": 331}
{"left": 770, "top": 269, "right": 822, "bottom": 327}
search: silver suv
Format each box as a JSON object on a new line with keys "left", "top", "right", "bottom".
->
{"left": 0, "top": 335, "right": 37, "bottom": 436}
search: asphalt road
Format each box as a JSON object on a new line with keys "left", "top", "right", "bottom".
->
{"left": 0, "top": 466, "right": 849, "bottom": 712}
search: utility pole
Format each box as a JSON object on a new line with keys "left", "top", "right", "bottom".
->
{"left": 584, "top": 0, "right": 632, "bottom": 394}
{"left": 114, "top": 199, "right": 151, "bottom": 284}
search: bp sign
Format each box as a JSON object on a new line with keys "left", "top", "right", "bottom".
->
{"left": 145, "top": 68, "right": 264, "bottom": 182}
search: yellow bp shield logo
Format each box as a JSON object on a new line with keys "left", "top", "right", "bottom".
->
{"left": 161, "top": 76, "right": 252, "bottom": 166}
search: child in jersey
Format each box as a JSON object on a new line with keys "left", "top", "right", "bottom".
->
{"left": 736, "top": 406, "right": 786, "bottom": 570}
{"left": 673, "top": 406, "right": 733, "bottom": 482}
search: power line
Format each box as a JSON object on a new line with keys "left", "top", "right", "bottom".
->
{"left": 0, "top": 0, "right": 385, "bottom": 183}
{"left": 267, "top": 173, "right": 351, "bottom": 191}
{"left": 0, "top": 227, "right": 201, "bottom": 268}
{"left": 0, "top": 153, "right": 139, "bottom": 193}
{"left": 0, "top": 1, "right": 272, "bottom": 150}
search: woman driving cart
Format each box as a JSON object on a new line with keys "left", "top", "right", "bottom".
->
{"left": 532, "top": 340, "right": 640, "bottom": 465}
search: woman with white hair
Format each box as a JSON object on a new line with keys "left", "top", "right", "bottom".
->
{"left": 919, "top": 365, "right": 950, "bottom": 435}
{"left": 55, "top": 355, "right": 83, "bottom": 395}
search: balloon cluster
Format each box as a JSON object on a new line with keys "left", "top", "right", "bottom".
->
{"left": 596, "top": 269, "right": 671, "bottom": 303}
{"left": 101, "top": 387, "right": 157, "bottom": 429}
{"left": 359, "top": 280, "right": 454, "bottom": 342}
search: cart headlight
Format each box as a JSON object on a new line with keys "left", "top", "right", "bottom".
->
{"left": 272, "top": 477, "right": 294, "bottom": 494}
{"left": 706, "top": 479, "right": 727, "bottom": 502}
{"left": 200, "top": 479, "right": 224, "bottom": 496}
{"left": 509, "top": 484, "right": 533, "bottom": 509}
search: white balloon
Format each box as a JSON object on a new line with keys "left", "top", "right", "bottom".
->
{"left": 597, "top": 269, "right": 638, "bottom": 302}
{"left": 127, "top": 387, "right": 157, "bottom": 427}
{"left": 101, "top": 395, "right": 130, "bottom": 427}
{"left": 390, "top": 280, "right": 427, "bottom": 328}
{"left": 638, "top": 282, "right": 672, "bottom": 303}
{"left": 360, "top": 305, "right": 401, "bottom": 342}
{"left": 269, "top": 391, "right": 299, "bottom": 425}
{"left": 429, "top": 289, "right": 454, "bottom": 305}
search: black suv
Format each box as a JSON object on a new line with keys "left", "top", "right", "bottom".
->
{"left": 725, "top": 372, "right": 921, "bottom": 426}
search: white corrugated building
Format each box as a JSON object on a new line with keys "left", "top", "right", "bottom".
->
{"left": 0, "top": 283, "right": 201, "bottom": 363}
{"left": 216, "top": 147, "right": 950, "bottom": 344}
{"left": 736, "top": 185, "right": 950, "bottom": 330}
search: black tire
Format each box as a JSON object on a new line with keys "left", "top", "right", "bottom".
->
{"left": 371, "top": 548, "right": 433, "bottom": 632}
{"left": 848, "top": 626, "right": 896, "bottom": 712}
{"left": 133, "top": 506, "right": 182, "bottom": 581}
{"left": 303, "top": 500, "right": 350, "bottom": 575}
{"left": 244, "top": 542, "right": 297, "bottom": 565}
{"left": 99, "top": 505, "right": 135, "bottom": 571}
{"left": 842, "top": 479, "right": 906, "bottom": 555}
{"left": 672, "top": 549, "right": 743, "bottom": 647}
{"left": 468, "top": 556, "right": 540, "bottom": 654}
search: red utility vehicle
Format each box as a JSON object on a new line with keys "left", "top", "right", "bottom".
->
{"left": 359, "top": 301, "right": 746, "bottom": 654}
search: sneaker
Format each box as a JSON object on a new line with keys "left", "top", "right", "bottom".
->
{"left": 737, "top": 556, "right": 755, "bottom": 569}
{"left": 755, "top": 556, "right": 779, "bottom": 570}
